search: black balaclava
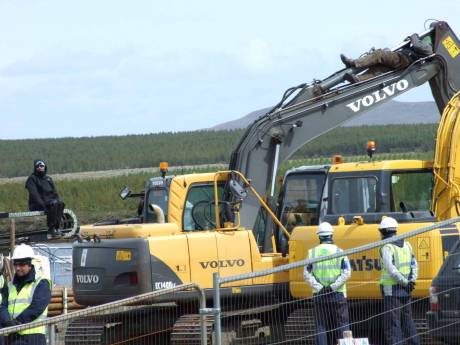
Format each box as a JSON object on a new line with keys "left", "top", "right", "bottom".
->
{"left": 379, "top": 227, "right": 396, "bottom": 240}
{"left": 380, "top": 228, "right": 404, "bottom": 247}
{"left": 319, "top": 235, "right": 334, "bottom": 244}
{"left": 33, "top": 159, "right": 47, "bottom": 177}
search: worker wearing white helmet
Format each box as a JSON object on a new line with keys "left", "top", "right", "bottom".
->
{"left": 0, "top": 244, "right": 51, "bottom": 345}
{"left": 304, "top": 222, "right": 351, "bottom": 345}
{"left": 379, "top": 217, "right": 420, "bottom": 345}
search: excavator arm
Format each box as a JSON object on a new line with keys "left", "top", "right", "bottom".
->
{"left": 228, "top": 21, "right": 460, "bottom": 231}
{"left": 433, "top": 91, "right": 460, "bottom": 220}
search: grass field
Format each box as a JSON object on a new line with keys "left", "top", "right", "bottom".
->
{"left": 0, "top": 151, "right": 434, "bottom": 229}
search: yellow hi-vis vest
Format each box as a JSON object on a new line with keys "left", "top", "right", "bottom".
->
{"left": 7, "top": 277, "right": 50, "bottom": 335}
{"left": 0, "top": 275, "right": 4, "bottom": 304}
{"left": 308, "top": 243, "right": 346, "bottom": 293}
{"left": 380, "top": 242, "right": 413, "bottom": 286}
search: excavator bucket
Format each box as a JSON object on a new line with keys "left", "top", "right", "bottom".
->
{"left": 429, "top": 22, "right": 460, "bottom": 112}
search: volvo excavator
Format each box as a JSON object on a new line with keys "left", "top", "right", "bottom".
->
{"left": 68, "top": 21, "right": 460, "bottom": 344}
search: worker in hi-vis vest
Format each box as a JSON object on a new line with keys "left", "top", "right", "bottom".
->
{"left": 304, "top": 222, "right": 351, "bottom": 345}
{"left": 0, "top": 244, "right": 51, "bottom": 345}
{"left": 0, "top": 257, "right": 4, "bottom": 345}
{"left": 379, "top": 217, "right": 420, "bottom": 345}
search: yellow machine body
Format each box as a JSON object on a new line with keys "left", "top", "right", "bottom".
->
{"left": 78, "top": 171, "right": 289, "bottom": 293}
{"left": 289, "top": 93, "right": 460, "bottom": 300}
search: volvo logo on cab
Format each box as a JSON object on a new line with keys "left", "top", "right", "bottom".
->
{"left": 76, "top": 274, "right": 100, "bottom": 284}
{"left": 346, "top": 79, "right": 409, "bottom": 113}
{"left": 199, "top": 259, "right": 245, "bottom": 269}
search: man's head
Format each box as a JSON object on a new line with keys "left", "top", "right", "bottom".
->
{"left": 34, "top": 159, "right": 46, "bottom": 176}
{"left": 11, "top": 244, "right": 35, "bottom": 277}
{"left": 316, "top": 222, "right": 334, "bottom": 242}
{"left": 379, "top": 216, "right": 398, "bottom": 239}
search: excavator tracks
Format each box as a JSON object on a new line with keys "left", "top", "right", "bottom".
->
{"left": 170, "top": 314, "right": 214, "bottom": 345}
{"left": 284, "top": 307, "right": 316, "bottom": 345}
{"left": 64, "top": 319, "right": 108, "bottom": 345}
{"left": 64, "top": 306, "right": 177, "bottom": 345}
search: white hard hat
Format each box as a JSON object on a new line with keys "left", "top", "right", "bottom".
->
{"left": 316, "top": 222, "right": 334, "bottom": 236}
{"left": 379, "top": 217, "right": 398, "bottom": 230}
{"left": 11, "top": 244, "right": 35, "bottom": 261}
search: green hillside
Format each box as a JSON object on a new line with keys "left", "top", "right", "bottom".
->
{"left": 0, "top": 124, "right": 437, "bottom": 178}
{"left": 0, "top": 151, "right": 434, "bottom": 227}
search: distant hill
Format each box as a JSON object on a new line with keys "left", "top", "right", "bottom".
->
{"left": 210, "top": 100, "right": 439, "bottom": 130}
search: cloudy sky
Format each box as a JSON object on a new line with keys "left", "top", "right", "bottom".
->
{"left": 0, "top": 0, "right": 458, "bottom": 139}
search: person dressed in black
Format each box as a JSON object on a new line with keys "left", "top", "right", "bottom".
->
{"left": 340, "top": 33, "right": 433, "bottom": 83}
{"left": 25, "top": 160, "right": 65, "bottom": 238}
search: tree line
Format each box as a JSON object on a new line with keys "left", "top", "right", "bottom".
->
{"left": 0, "top": 124, "right": 437, "bottom": 178}
{"left": 0, "top": 152, "right": 431, "bottom": 227}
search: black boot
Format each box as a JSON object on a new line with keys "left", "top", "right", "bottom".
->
{"left": 48, "top": 228, "right": 63, "bottom": 239}
{"left": 343, "top": 72, "right": 360, "bottom": 84}
{"left": 340, "top": 54, "right": 355, "bottom": 68}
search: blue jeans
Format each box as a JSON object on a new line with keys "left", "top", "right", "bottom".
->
{"left": 313, "top": 292, "right": 350, "bottom": 345}
{"left": 383, "top": 295, "right": 420, "bottom": 345}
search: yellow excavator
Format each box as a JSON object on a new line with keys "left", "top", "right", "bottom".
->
{"left": 68, "top": 21, "right": 460, "bottom": 344}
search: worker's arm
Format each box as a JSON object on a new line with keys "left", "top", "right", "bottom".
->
{"left": 303, "top": 264, "right": 323, "bottom": 292}
{"left": 380, "top": 246, "right": 409, "bottom": 286}
{"left": 408, "top": 255, "right": 418, "bottom": 282}
{"left": 330, "top": 255, "right": 352, "bottom": 291}
{"left": 48, "top": 177, "right": 60, "bottom": 200}
{"left": 407, "top": 243, "right": 418, "bottom": 282}
{"left": 25, "top": 177, "right": 45, "bottom": 210}
{"left": 0, "top": 283, "right": 11, "bottom": 324}
{"left": 15, "top": 280, "right": 51, "bottom": 324}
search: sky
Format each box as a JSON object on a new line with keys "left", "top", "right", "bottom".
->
{"left": 0, "top": 0, "right": 458, "bottom": 140}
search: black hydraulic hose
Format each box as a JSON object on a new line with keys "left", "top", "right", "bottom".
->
{"left": 265, "top": 83, "right": 308, "bottom": 117}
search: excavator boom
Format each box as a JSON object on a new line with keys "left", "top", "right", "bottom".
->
{"left": 229, "top": 21, "right": 460, "bottom": 229}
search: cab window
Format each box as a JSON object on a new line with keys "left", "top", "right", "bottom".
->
{"left": 279, "top": 173, "right": 326, "bottom": 229}
{"left": 391, "top": 171, "right": 433, "bottom": 212}
{"left": 330, "top": 177, "right": 377, "bottom": 214}
{"left": 145, "top": 187, "right": 168, "bottom": 222}
{"left": 183, "top": 183, "right": 224, "bottom": 230}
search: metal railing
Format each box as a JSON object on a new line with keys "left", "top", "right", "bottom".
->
{"left": 0, "top": 283, "right": 207, "bottom": 345}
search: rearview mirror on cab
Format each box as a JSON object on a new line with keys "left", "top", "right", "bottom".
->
{"left": 119, "top": 186, "right": 132, "bottom": 200}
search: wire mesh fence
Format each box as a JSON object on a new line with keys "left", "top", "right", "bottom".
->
{"left": 214, "top": 217, "right": 460, "bottom": 345}
{"left": 1, "top": 219, "right": 459, "bottom": 345}
{"left": 33, "top": 243, "right": 73, "bottom": 287}
{"left": 0, "top": 283, "right": 207, "bottom": 345}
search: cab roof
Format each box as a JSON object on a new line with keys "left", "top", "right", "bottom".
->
{"left": 173, "top": 172, "right": 227, "bottom": 185}
{"left": 329, "top": 159, "right": 434, "bottom": 173}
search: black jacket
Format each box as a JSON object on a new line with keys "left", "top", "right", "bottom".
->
{"left": 25, "top": 161, "right": 60, "bottom": 211}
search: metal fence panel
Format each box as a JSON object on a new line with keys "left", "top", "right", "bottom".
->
{"left": 213, "top": 218, "right": 460, "bottom": 345}
{"left": 0, "top": 283, "right": 208, "bottom": 345}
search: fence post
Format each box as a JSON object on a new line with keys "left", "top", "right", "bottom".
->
{"left": 213, "top": 272, "right": 222, "bottom": 345}
{"left": 10, "top": 219, "right": 15, "bottom": 253}
{"left": 48, "top": 324, "right": 56, "bottom": 345}
{"left": 63, "top": 287, "right": 68, "bottom": 314}
{"left": 197, "top": 286, "right": 206, "bottom": 345}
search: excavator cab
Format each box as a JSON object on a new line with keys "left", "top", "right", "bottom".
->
{"left": 142, "top": 176, "right": 171, "bottom": 223}
{"left": 278, "top": 165, "right": 329, "bottom": 230}
{"left": 322, "top": 160, "right": 435, "bottom": 225}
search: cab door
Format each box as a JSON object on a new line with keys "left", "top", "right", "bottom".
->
{"left": 183, "top": 183, "right": 220, "bottom": 288}
{"left": 216, "top": 230, "right": 253, "bottom": 286}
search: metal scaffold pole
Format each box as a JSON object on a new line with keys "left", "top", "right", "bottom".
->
{"left": 213, "top": 272, "right": 222, "bottom": 345}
